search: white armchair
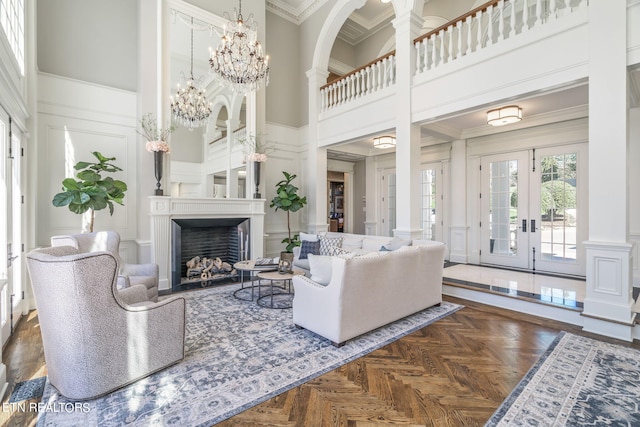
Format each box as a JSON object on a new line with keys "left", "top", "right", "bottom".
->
{"left": 26, "top": 245, "right": 185, "bottom": 400}
{"left": 51, "top": 231, "right": 159, "bottom": 301}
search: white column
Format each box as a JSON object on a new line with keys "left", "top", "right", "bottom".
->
{"left": 225, "top": 119, "right": 240, "bottom": 198}
{"left": 306, "top": 67, "right": 330, "bottom": 234}
{"left": 449, "top": 140, "right": 468, "bottom": 263}
{"left": 582, "top": 0, "right": 634, "bottom": 341}
{"left": 139, "top": 0, "right": 167, "bottom": 261}
{"left": 392, "top": 11, "right": 423, "bottom": 240}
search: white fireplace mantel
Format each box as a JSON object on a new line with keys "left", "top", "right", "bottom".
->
{"left": 149, "top": 196, "right": 266, "bottom": 291}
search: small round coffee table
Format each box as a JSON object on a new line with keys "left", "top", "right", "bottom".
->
{"left": 256, "top": 269, "right": 304, "bottom": 309}
{"left": 233, "top": 260, "right": 278, "bottom": 301}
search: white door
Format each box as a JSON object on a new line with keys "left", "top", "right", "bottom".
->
{"left": 10, "top": 132, "right": 23, "bottom": 326}
{"left": 480, "top": 145, "right": 587, "bottom": 276}
{"left": 420, "top": 164, "right": 442, "bottom": 241}
{"left": 480, "top": 151, "right": 530, "bottom": 269}
{"left": 380, "top": 169, "right": 396, "bottom": 237}
{"left": 0, "top": 111, "right": 12, "bottom": 345}
{"left": 530, "top": 145, "right": 587, "bottom": 276}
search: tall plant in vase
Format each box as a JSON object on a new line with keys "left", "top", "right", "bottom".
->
{"left": 270, "top": 171, "right": 307, "bottom": 256}
{"left": 137, "top": 113, "right": 176, "bottom": 195}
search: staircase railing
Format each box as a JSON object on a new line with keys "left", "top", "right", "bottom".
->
{"left": 320, "top": 51, "right": 396, "bottom": 112}
{"left": 415, "top": 0, "right": 587, "bottom": 74}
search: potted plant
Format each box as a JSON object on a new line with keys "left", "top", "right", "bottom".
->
{"left": 270, "top": 172, "right": 307, "bottom": 270}
{"left": 52, "top": 151, "right": 128, "bottom": 232}
{"left": 137, "top": 112, "right": 176, "bottom": 195}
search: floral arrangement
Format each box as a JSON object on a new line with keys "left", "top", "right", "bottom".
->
{"left": 145, "top": 140, "right": 171, "bottom": 153}
{"left": 238, "top": 132, "right": 274, "bottom": 163}
{"left": 137, "top": 113, "right": 176, "bottom": 153}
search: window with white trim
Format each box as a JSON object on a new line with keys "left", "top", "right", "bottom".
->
{"left": 0, "top": 0, "right": 24, "bottom": 74}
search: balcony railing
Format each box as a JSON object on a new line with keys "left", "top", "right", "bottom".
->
{"left": 415, "top": 0, "right": 587, "bottom": 74}
{"left": 320, "top": 52, "right": 397, "bottom": 112}
{"left": 319, "top": 0, "right": 587, "bottom": 113}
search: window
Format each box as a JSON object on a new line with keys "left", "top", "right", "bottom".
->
{"left": 0, "top": 0, "right": 24, "bottom": 74}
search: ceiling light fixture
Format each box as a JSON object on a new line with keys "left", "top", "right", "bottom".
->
{"left": 170, "top": 16, "right": 212, "bottom": 130}
{"left": 487, "top": 105, "right": 522, "bottom": 126}
{"left": 209, "top": 0, "right": 269, "bottom": 94}
{"left": 381, "top": 0, "right": 391, "bottom": 3}
{"left": 373, "top": 136, "right": 396, "bottom": 149}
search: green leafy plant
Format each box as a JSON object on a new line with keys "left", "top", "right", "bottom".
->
{"left": 52, "top": 151, "right": 128, "bottom": 232}
{"left": 270, "top": 171, "right": 307, "bottom": 252}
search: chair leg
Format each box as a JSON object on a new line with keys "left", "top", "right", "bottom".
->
{"left": 332, "top": 341, "right": 345, "bottom": 348}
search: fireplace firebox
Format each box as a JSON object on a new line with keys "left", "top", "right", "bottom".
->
{"left": 171, "top": 218, "right": 250, "bottom": 291}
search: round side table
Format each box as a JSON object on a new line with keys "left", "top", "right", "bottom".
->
{"left": 233, "top": 260, "right": 278, "bottom": 301}
{"left": 256, "top": 269, "right": 304, "bottom": 309}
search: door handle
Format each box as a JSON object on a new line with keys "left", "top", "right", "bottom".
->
{"left": 530, "top": 219, "right": 536, "bottom": 233}
{"left": 521, "top": 219, "right": 527, "bottom": 232}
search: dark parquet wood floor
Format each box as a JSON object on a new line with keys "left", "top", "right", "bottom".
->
{"left": 2, "top": 295, "right": 638, "bottom": 427}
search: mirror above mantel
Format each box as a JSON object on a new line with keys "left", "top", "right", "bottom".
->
{"left": 167, "top": 1, "right": 255, "bottom": 199}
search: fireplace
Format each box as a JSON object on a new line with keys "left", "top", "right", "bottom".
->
{"left": 171, "top": 218, "right": 249, "bottom": 291}
{"left": 149, "top": 197, "right": 266, "bottom": 293}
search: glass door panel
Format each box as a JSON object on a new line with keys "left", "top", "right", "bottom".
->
{"left": 532, "top": 145, "right": 586, "bottom": 276}
{"left": 481, "top": 152, "right": 529, "bottom": 269}
{"left": 421, "top": 167, "right": 437, "bottom": 240}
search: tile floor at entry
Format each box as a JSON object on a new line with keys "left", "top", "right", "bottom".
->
{"left": 443, "top": 263, "right": 586, "bottom": 310}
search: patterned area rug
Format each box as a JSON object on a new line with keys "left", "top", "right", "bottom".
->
{"left": 9, "top": 377, "right": 46, "bottom": 403}
{"left": 486, "top": 331, "right": 640, "bottom": 426}
{"left": 37, "top": 283, "right": 461, "bottom": 426}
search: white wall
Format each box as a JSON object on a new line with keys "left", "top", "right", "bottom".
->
{"left": 36, "top": 73, "right": 139, "bottom": 263}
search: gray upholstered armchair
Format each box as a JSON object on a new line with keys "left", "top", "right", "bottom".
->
{"left": 51, "top": 231, "right": 159, "bottom": 301}
{"left": 26, "top": 245, "right": 185, "bottom": 400}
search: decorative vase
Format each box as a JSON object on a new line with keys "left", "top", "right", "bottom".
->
{"left": 253, "top": 161, "right": 261, "bottom": 199}
{"left": 279, "top": 251, "right": 294, "bottom": 274}
{"left": 154, "top": 151, "right": 164, "bottom": 196}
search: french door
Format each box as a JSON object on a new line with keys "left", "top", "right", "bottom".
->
{"left": 480, "top": 144, "right": 587, "bottom": 276}
{"left": 0, "top": 110, "right": 23, "bottom": 347}
{"left": 380, "top": 169, "right": 396, "bottom": 237}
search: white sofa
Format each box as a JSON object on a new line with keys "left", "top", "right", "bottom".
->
{"left": 292, "top": 242, "right": 446, "bottom": 347}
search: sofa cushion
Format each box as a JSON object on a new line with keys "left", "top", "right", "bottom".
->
{"left": 341, "top": 236, "right": 364, "bottom": 251}
{"left": 319, "top": 236, "right": 343, "bottom": 256}
{"left": 382, "top": 236, "right": 412, "bottom": 251}
{"left": 300, "top": 232, "right": 319, "bottom": 242}
{"left": 299, "top": 240, "right": 321, "bottom": 260}
{"left": 362, "top": 237, "right": 392, "bottom": 252}
{"left": 308, "top": 254, "right": 332, "bottom": 286}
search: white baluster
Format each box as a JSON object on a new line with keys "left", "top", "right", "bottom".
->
{"left": 373, "top": 61, "right": 380, "bottom": 92}
{"left": 365, "top": 67, "right": 372, "bottom": 95}
{"left": 349, "top": 74, "right": 355, "bottom": 102}
{"left": 522, "top": 0, "right": 529, "bottom": 32}
{"left": 509, "top": 0, "right": 516, "bottom": 37}
{"left": 549, "top": 0, "right": 557, "bottom": 20}
{"left": 487, "top": 4, "right": 494, "bottom": 45}
{"left": 535, "top": 0, "right": 542, "bottom": 26}
{"left": 498, "top": 0, "right": 505, "bottom": 41}
{"left": 456, "top": 21, "right": 463, "bottom": 59}
{"left": 476, "top": 9, "right": 484, "bottom": 50}
{"left": 439, "top": 31, "right": 446, "bottom": 64}
{"left": 383, "top": 57, "right": 390, "bottom": 87}
{"left": 320, "top": 88, "right": 326, "bottom": 111}
{"left": 390, "top": 55, "right": 396, "bottom": 84}
{"left": 337, "top": 81, "right": 343, "bottom": 105}
{"left": 415, "top": 41, "right": 423, "bottom": 74}
{"left": 431, "top": 35, "right": 438, "bottom": 68}
{"left": 448, "top": 27, "right": 454, "bottom": 62}
{"left": 466, "top": 16, "right": 473, "bottom": 55}
{"left": 421, "top": 40, "right": 428, "bottom": 72}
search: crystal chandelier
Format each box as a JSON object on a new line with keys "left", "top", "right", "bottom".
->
{"left": 171, "top": 17, "right": 212, "bottom": 130}
{"left": 209, "top": 0, "right": 269, "bottom": 94}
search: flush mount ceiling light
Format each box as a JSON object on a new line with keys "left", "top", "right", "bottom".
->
{"left": 373, "top": 136, "right": 396, "bottom": 149}
{"left": 380, "top": 0, "right": 391, "bottom": 3}
{"left": 487, "top": 105, "right": 522, "bottom": 126}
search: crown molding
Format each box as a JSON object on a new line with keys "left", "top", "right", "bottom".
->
{"left": 266, "top": 0, "right": 329, "bottom": 25}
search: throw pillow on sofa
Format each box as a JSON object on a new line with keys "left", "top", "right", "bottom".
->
{"left": 319, "top": 236, "right": 343, "bottom": 256}
{"left": 300, "top": 232, "right": 319, "bottom": 242}
{"left": 299, "top": 240, "right": 321, "bottom": 260}
{"left": 381, "top": 236, "right": 412, "bottom": 251}
{"left": 308, "top": 254, "right": 332, "bottom": 285}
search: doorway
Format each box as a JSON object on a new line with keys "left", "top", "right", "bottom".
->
{"left": 479, "top": 144, "right": 587, "bottom": 276}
